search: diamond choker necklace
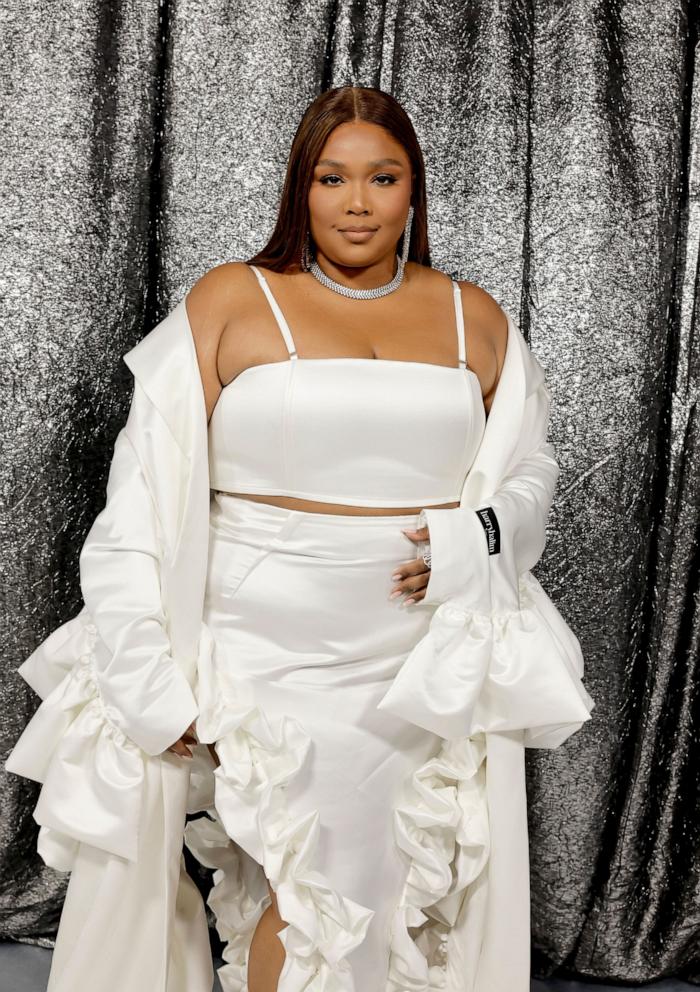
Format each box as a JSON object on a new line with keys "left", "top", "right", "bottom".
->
{"left": 307, "top": 205, "right": 414, "bottom": 300}
{"left": 310, "top": 254, "right": 405, "bottom": 299}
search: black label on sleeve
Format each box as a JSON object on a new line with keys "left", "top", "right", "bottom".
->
{"left": 476, "top": 506, "right": 500, "bottom": 555}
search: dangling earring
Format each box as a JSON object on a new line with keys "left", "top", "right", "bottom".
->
{"left": 400, "top": 205, "right": 414, "bottom": 266}
{"left": 301, "top": 229, "right": 314, "bottom": 271}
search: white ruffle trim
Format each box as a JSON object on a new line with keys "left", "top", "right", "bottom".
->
{"left": 5, "top": 607, "right": 145, "bottom": 870}
{"left": 184, "top": 809, "right": 270, "bottom": 992}
{"left": 185, "top": 622, "right": 375, "bottom": 991}
{"left": 186, "top": 623, "right": 492, "bottom": 991}
{"left": 386, "top": 734, "right": 489, "bottom": 991}
{"left": 377, "top": 571, "right": 595, "bottom": 748}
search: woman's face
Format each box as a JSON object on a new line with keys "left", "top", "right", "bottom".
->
{"left": 307, "top": 120, "right": 414, "bottom": 274}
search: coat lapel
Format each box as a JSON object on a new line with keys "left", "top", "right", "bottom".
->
{"left": 122, "top": 298, "right": 210, "bottom": 676}
{"left": 122, "top": 298, "right": 208, "bottom": 562}
{"left": 459, "top": 310, "right": 542, "bottom": 509}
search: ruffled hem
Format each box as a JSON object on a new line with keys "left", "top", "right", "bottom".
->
{"left": 5, "top": 607, "right": 145, "bottom": 870}
{"left": 186, "top": 623, "right": 493, "bottom": 992}
{"left": 377, "top": 570, "right": 595, "bottom": 748}
{"left": 185, "top": 622, "right": 375, "bottom": 991}
{"left": 386, "top": 733, "right": 489, "bottom": 991}
{"left": 184, "top": 809, "right": 271, "bottom": 992}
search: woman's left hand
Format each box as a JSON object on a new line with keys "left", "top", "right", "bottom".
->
{"left": 390, "top": 524, "right": 431, "bottom": 606}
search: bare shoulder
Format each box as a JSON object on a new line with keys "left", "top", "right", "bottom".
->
{"left": 185, "top": 261, "right": 253, "bottom": 422}
{"left": 185, "top": 261, "right": 252, "bottom": 339}
{"left": 456, "top": 279, "right": 508, "bottom": 411}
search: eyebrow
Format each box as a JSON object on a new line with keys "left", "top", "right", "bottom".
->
{"left": 315, "top": 157, "right": 404, "bottom": 169}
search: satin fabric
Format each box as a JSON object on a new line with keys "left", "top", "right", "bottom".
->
{"left": 4, "top": 284, "right": 596, "bottom": 992}
{"left": 43, "top": 752, "right": 213, "bottom": 992}
{"left": 208, "top": 360, "right": 484, "bottom": 507}
{"left": 187, "top": 492, "right": 489, "bottom": 990}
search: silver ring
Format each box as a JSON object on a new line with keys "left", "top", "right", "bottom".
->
{"left": 421, "top": 547, "right": 432, "bottom": 569}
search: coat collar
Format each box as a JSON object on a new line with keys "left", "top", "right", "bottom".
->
{"left": 123, "top": 298, "right": 200, "bottom": 461}
{"left": 122, "top": 298, "right": 209, "bottom": 567}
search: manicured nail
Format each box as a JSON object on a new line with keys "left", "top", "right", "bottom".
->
{"left": 391, "top": 573, "right": 402, "bottom": 581}
{"left": 401, "top": 528, "right": 416, "bottom": 535}
{"left": 403, "top": 598, "right": 416, "bottom": 606}
{"left": 389, "top": 590, "right": 402, "bottom": 600}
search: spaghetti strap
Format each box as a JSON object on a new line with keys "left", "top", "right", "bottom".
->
{"left": 451, "top": 280, "right": 467, "bottom": 370}
{"left": 248, "top": 265, "right": 298, "bottom": 359}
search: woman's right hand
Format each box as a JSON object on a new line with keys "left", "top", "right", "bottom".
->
{"left": 166, "top": 720, "right": 198, "bottom": 758}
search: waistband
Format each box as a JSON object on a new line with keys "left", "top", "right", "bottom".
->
{"left": 209, "top": 492, "right": 428, "bottom": 561}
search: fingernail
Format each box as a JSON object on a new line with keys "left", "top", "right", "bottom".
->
{"left": 389, "top": 590, "right": 402, "bottom": 600}
{"left": 401, "top": 528, "right": 415, "bottom": 535}
{"left": 403, "top": 598, "right": 416, "bottom": 606}
{"left": 391, "top": 573, "right": 402, "bottom": 580}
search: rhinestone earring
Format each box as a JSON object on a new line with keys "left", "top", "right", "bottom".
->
{"left": 401, "top": 205, "right": 414, "bottom": 266}
{"left": 301, "top": 230, "right": 314, "bottom": 271}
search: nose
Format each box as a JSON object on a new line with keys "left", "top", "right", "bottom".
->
{"left": 344, "top": 182, "right": 371, "bottom": 215}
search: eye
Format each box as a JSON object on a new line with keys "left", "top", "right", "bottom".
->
{"left": 318, "top": 174, "right": 398, "bottom": 186}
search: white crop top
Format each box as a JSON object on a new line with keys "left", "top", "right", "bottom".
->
{"left": 207, "top": 265, "right": 486, "bottom": 507}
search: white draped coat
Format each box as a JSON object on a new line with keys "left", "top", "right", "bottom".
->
{"left": 6, "top": 295, "right": 595, "bottom": 992}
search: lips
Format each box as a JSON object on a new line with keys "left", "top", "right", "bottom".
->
{"left": 339, "top": 227, "right": 378, "bottom": 232}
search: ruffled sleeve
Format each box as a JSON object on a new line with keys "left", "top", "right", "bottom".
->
{"left": 377, "top": 368, "right": 595, "bottom": 749}
{"left": 377, "top": 571, "right": 594, "bottom": 748}
{"left": 5, "top": 348, "right": 202, "bottom": 870}
{"left": 5, "top": 607, "right": 147, "bottom": 870}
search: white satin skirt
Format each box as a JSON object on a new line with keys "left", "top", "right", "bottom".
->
{"left": 184, "top": 492, "right": 490, "bottom": 992}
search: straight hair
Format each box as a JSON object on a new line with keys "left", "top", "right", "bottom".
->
{"left": 246, "top": 86, "right": 431, "bottom": 272}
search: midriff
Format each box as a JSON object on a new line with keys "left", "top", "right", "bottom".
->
{"left": 215, "top": 491, "right": 460, "bottom": 516}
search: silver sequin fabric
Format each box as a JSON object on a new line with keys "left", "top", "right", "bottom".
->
{"left": 1, "top": 0, "right": 697, "bottom": 982}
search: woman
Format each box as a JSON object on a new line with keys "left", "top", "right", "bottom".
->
{"left": 6, "top": 86, "right": 594, "bottom": 992}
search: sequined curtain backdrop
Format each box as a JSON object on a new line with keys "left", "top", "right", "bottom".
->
{"left": 1, "top": 0, "right": 697, "bottom": 982}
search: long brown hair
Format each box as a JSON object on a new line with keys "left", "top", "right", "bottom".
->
{"left": 246, "top": 86, "right": 431, "bottom": 272}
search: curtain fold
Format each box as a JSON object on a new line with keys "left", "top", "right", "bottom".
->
{"left": 1, "top": 0, "right": 697, "bottom": 983}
